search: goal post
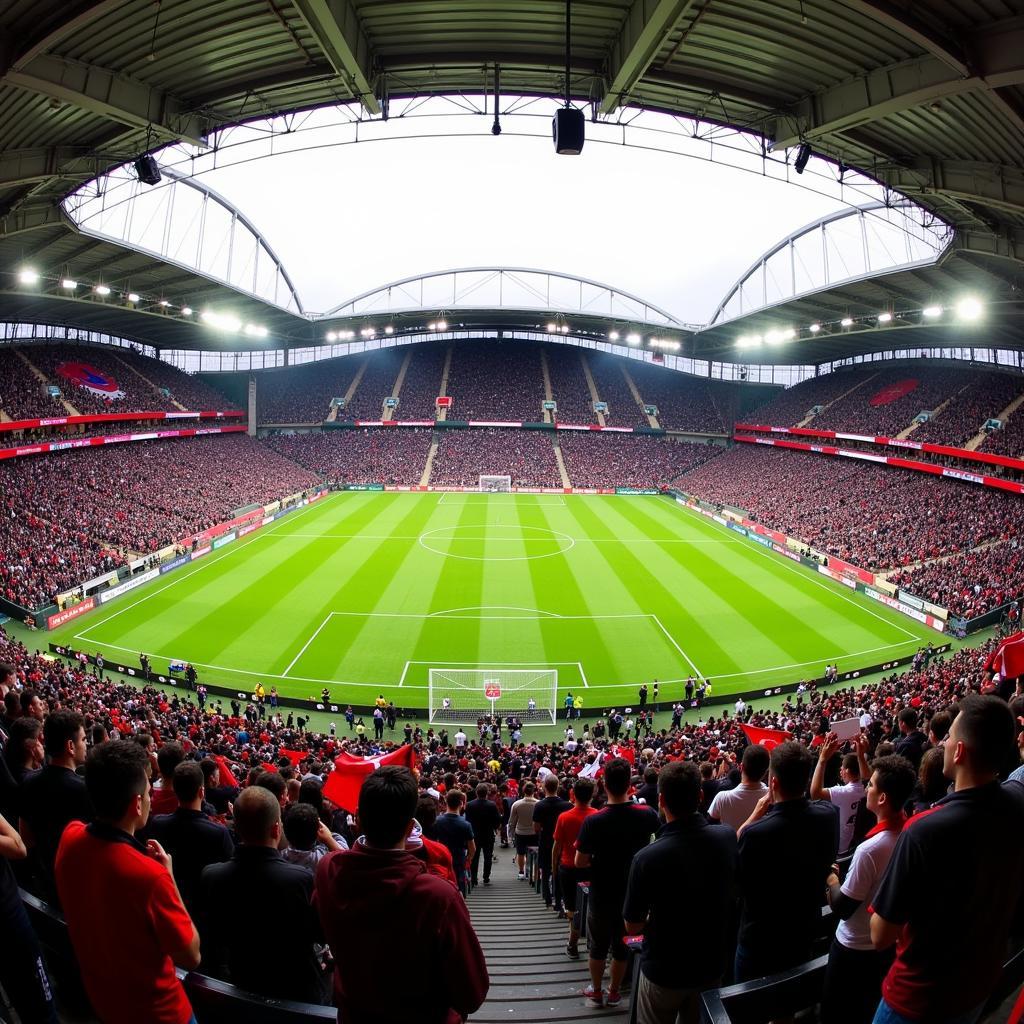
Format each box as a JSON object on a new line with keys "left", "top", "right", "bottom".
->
{"left": 479, "top": 475, "right": 512, "bottom": 492}
{"left": 428, "top": 667, "right": 558, "bottom": 725}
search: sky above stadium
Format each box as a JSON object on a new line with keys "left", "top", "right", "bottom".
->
{"left": 197, "top": 119, "right": 849, "bottom": 324}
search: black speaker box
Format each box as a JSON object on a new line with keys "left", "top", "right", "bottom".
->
{"left": 134, "top": 155, "right": 162, "bottom": 186}
{"left": 552, "top": 107, "right": 585, "bottom": 155}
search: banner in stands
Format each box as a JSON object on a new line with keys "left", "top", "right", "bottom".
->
{"left": 864, "top": 587, "right": 946, "bottom": 631}
{"left": 615, "top": 487, "right": 661, "bottom": 495}
{"left": 212, "top": 531, "right": 237, "bottom": 550}
{"left": 0, "top": 410, "right": 242, "bottom": 435}
{"left": 734, "top": 423, "right": 1024, "bottom": 475}
{"left": 237, "top": 522, "right": 261, "bottom": 538}
{"left": 191, "top": 545, "right": 212, "bottom": 560}
{"left": 46, "top": 599, "right": 96, "bottom": 629}
{"left": 0, "top": 424, "right": 247, "bottom": 462}
{"left": 342, "top": 483, "right": 385, "bottom": 491}
{"left": 98, "top": 568, "right": 160, "bottom": 604}
{"left": 160, "top": 555, "right": 190, "bottom": 575}
{"left": 725, "top": 521, "right": 747, "bottom": 536}
{"left": 734, "top": 435, "right": 1024, "bottom": 496}
{"left": 55, "top": 361, "right": 126, "bottom": 400}
{"left": 818, "top": 564, "right": 858, "bottom": 589}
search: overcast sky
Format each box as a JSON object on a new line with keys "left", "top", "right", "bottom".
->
{"left": 198, "top": 126, "right": 847, "bottom": 324}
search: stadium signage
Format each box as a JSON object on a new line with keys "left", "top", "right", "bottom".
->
{"left": 899, "top": 592, "right": 924, "bottom": 611}
{"left": 941, "top": 468, "right": 984, "bottom": 485}
{"left": 745, "top": 532, "right": 772, "bottom": 548}
{"left": 725, "top": 521, "right": 747, "bottom": 536}
{"left": 160, "top": 555, "right": 190, "bottom": 575}
{"left": 212, "top": 531, "right": 237, "bottom": 550}
{"left": 343, "top": 484, "right": 385, "bottom": 491}
{"left": 772, "top": 543, "right": 803, "bottom": 563}
{"left": 98, "top": 568, "right": 160, "bottom": 603}
{"left": 864, "top": 587, "right": 945, "bottom": 631}
{"left": 238, "top": 522, "right": 261, "bottom": 538}
{"left": 0, "top": 424, "right": 247, "bottom": 462}
{"left": 615, "top": 487, "right": 660, "bottom": 495}
{"left": 46, "top": 599, "right": 96, "bottom": 629}
{"left": 818, "top": 565, "right": 857, "bottom": 589}
{"left": 0, "top": 409, "right": 242, "bottom": 435}
{"left": 191, "top": 545, "right": 212, "bottom": 560}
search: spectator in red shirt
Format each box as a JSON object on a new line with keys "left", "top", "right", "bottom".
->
{"left": 314, "top": 765, "right": 488, "bottom": 1024}
{"left": 55, "top": 740, "right": 200, "bottom": 1024}
{"left": 552, "top": 776, "right": 596, "bottom": 960}
{"left": 149, "top": 742, "right": 185, "bottom": 817}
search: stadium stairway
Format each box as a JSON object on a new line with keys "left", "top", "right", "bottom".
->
{"left": 467, "top": 854, "right": 630, "bottom": 1023}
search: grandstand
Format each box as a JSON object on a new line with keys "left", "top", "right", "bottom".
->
{"left": 1, "top": 2, "right": 1023, "bottom": 1023}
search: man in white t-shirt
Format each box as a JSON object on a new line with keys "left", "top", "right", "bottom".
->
{"left": 708, "top": 743, "right": 770, "bottom": 831}
{"left": 821, "top": 754, "right": 916, "bottom": 1024}
{"left": 811, "top": 733, "right": 868, "bottom": 855}
{"left": 453, "top": 728, "right": 467, "bottom": 750}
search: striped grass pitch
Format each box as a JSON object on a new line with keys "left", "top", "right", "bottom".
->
{"left": 58, "top": 491, "right": 935, "bottom": 710}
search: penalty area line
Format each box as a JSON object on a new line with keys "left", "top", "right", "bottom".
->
{"left": 282, "top": 614, "right": 334, "bottom": 677}
{"left": 650, "top": 614, "right": 705, "bottom": 680}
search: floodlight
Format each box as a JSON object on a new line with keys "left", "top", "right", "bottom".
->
{"left": 922, "top": 305, "right": 942, "bottom": 318}
{"left": 878, "top": 312, "right": 893, "bottom": 323}
{"left": 127, "top": 292, "right": 140, "bottom": 303}
{"left": 560, "top": 324, "right": 570, "bottom": 333}
{"left": 841, "top": 317, "right": 853, "bottom": 327}
{"left": 809, "top": 323, "right": 821, "bottom": 333}
{"left": 955, "top": 297, "right": 982, "bottom": 321}
{"left": 94, "top": 284, "right": 111, "bottom": 296}
{"left": 326, "top": 331, "right": 337, "bottom": 342}
{"left": 159, "top": 299, "right": 170, "bottom": 307}
{"left": 608, "top": 330, "right": 619, "bottom": 341}
{"left": 547, "top": 323, "right": 557, "bottom": 332}
{"left": 384, "top": 325, "right": 394, "bottom": 335}
{"left": 626, "top": 333, "right": 641, "bottom": 345}
{"left": 436, "top": 320, "right": 447, "bottom": 330}
{"left": 61, "top": 278, "right": 77, "bottom": 290}
{"left": 17, "top": 268, "right": 39, "bottom": 285}
{"left": 181, "top": 306, "right": 192, "bottom": 316}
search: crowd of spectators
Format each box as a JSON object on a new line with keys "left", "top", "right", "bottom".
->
{"left": 0, "top": 348, "right": 70, "bottom": 421}
{"left": 546, "top": 344, "right": 599, "bottom": 424}
{"left": 0, "top": 436, "right": 317, "bottom": 592}
{"left": 589, "top": 353, "right": 649, "bottom": 428}
{"left": 445, "top": 342, "right": 545, "bottom": 422}
{"left": 117, "top": 351, "right": 233, "bottom": 411}
{"left": 337, "top": 351, "right": 402, "bottom": 422}
{"left": 264, "top": 429, "right": 432, "bottom": 485}
{"left": 744, "top": 368, "right": 877, "bottom": 427}
{"left": 0, "top": 617, "right": 1021, "bottom": 1024}
{"left": 810, "top": 366, "right": 964, "bottom": 437}
{"left": 982, "top": 406, "right": 1024, "bottom": 459}
{"left": 628, "top": 361, "right": 726, "bottom": 433}
{"left": 393, "top": 345, "right": 446, "bottom": 420}
{"left": 889, "top": 540, "right": 1024, "bottom": 619}
{"left": 431, "top": 429, "right": 561, "bottom": 488}
{"left": 559, "top": 434, "right": 723, "bottom": 489}
{"left": 257, "top": 361, "right": 358, "bottom": 424}
{"left": 913, "top": 371, "right": 1024, "bottom": 447}
{"left": 679, "top": 444, "right": 1024, "bottom": 570}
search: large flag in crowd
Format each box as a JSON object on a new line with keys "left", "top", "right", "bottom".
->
{"left": 739, "top": 723, "right": 792, "bottom": 750}
{"left": 323, "top": 745, "right": 418, "bottom": 812}
{"left": 986, "top": 631, "right": 1024, "bottom": 680}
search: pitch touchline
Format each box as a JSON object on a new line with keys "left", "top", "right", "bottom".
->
{"left": 277, "top": 532, "right": 741, "bottom": 544}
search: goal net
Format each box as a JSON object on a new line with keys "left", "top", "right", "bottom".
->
{"left": 479, "top": 475, "right": 512, "bottom": 492}
{"left": 428, "top": 668, "right": 557, "bottom": 725}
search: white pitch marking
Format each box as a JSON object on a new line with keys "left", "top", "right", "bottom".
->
{"left": 650, "top": 614, "right": 706, "bottom": 679}
{"left": 282, "top": 613, "right": 334, "bottom": 677}
{"left": 577, "top": 661, "right": 589, "bottom": 689}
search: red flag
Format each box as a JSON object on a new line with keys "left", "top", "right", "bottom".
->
{"left": 214, "top": 755, "right": 239, "bottom": 789}
{"left": 322, "top": 745, "right": 417, "bottom": 812}
{"left": 610, "top": 744, "right": 635, "bottom": 765}
{"left": 739, "top": 723, "right": 793, "bottom": 751}
{"left": 280, "top": 748, "right": 305, "bottom": 766}
{"left": 987, "top": 631, "right": 1024, "bottom": 680}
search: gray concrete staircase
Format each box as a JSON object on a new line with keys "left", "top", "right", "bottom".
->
{"left": 467, "top": 854, "right": 629, "bottom": 1022}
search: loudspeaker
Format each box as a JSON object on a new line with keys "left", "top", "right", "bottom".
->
{"left": 134, "top": 155, "right": 162, "bottom": 186}
{"left": 552, "top": 107, "right": 585, "bottom": 155}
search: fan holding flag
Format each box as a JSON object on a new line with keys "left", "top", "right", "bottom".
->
{"left": 322, "top": 743, "right": 418, "bottom": 814}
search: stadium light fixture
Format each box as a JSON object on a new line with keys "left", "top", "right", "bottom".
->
{"left": 244, "top": 324, "right": 268, "bottom": 338}
{"left": 60, "top": 278, "right": 77, "bottom": 290}
{"left": 384, "top": 325, "right": 394, "bottom": 335}
{"left": 808, "top": 323, "right": 821, "bottom": 333}
{"left": 841, "top": 317, "right": 854, "bottom": 327}
{"left": 94, "top": 284, "right": 111, "bottom": 296}
{"left": 956, "top": 297, "right": 983, "bottom": 321}
{"left": 127, "top": 292, "right": 140, "bottom": 303}
{"left": 878, "top": 311, "right": 893, "bottom": 323}
{"left": 560, "top": 324, "right": 570, "bottom": 334}
{"left": 159, "top": 299, "right": 171, "bottom": 307}
{"left": 326, "top": 331, "right": 337, "bottom": 342}
{"left": 608, "top": 330, "right": 619, "bottom": 341}
{"left": 437, "top": 320, "right": 447, "bottom": 331}
{"left": 626, "top": 332, "right": 641, "bottom": 345}
{"left": 547, "top": 323, "right": 557, "bottom": 332}
{"left": 181, "top": 306, "right": 192, "bottom": 316}
{"left": 17, "top": 267, "right": 40, "bottom": 285}
{"left": 922, "top": 305, "right": 942, "bottom": 318}
{"left": 764, "top": 330, "right": 780, "bottom": 344}
{"left": 201, "top": 309, "right": 241, "bottom": 332}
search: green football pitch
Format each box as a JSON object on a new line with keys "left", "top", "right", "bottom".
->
{"left": 53, "top": 491, "right": 937, "bottom": 715}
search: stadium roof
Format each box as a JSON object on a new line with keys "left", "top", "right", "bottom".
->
{"left": 0, "top": 0, "right": 1022, "bottom": 363}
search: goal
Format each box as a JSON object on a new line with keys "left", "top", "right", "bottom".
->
{"left": 479, "top": 475, "right": 512, "bottom": 492}
{"left": 428, "top": 668, "right": 558, "bottom": 725}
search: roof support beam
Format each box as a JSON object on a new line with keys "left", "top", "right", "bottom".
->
{"left": 289, "top": 0, "right": 380, "bottom": 116}
{"left": 3, "top": 55, "right": 207, "bottom": 146}
{"left": 952, "top": 227, "right": 1024, "bottom": 265}
{"left": 0, "top": 147, "right": 110, "bottom": 189}
{"left": 0, "top": 203, "right": 68, "bottom": 237}
{"left": 599, "top": 0, "right": 697, "bottom": 115}
{"left": 884, "top": 161, "right": 1024, "bottom": 218}
{"left": 773, "top": 20, "right": 1024, "bottom": 149}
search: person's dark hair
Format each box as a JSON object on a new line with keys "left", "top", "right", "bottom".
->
{"left": 898, "top": 708, "right": 918, "bottom": 730}
{"left": 416, "top": 794, "right": 438, "bottom": 830}
{"left": 741, "top": 743, "right": 770, "bottom": 781}
{"left": 522, "top": 781, "right": 535, "bottom": 797}
{"left": 445, "top": 789, "right": 464, "bottom": 810}
{"left": 917, "top": 747, "right": 947, "bottom": 804}
{"left": 171, "top": 761, "right": 204, "bottom": 804}
{"left": 5, "top": 716, "right": 42, "bottom": 769}
{"left": 283, "top": 802, "right": 321, "bottom": 850}
{"left": 298, "top": 778, "right": 326, "bottom": 816}
{"left": 358, "top": 766, "right": 418, "bottom": 848}
{"left": 644, "top": 767, "right": 658, "bottom": 784}
{"left": 928, "top": 710, "right": 952, "bottom": 743}
{"left": 476, "top": 783, "right": 489, "bottom": 799}
{"left": 770, "top": 741, "right": 813, "bottom": 798}
{"left": 19, "top": 689, "right": 40, "bottom": 714}
{"left": 875, "top": 741, "right": 896, "bottom": 757}
{"left": 199, "top": 757, "right": 219, "bottom": 785}
{"left": 572, "top": 777, "right": 595, "bottom": 804}
{"left": 3, "top": 691, "right": 18, "bottom": 717}
{"left": 43, "top": 709, "right": 85, "bottom": 758}
{"left": 90, "top": 723, "right": 108, "bottom": 747}
{"left": 255, "top": 770, "right": 286, "bottom": 801}
{"left": 234, "top": 786, "right": 281, "bottom": 844}
{"left": 0, "top": 662, "right": 15, "bottom": 685}
{"left": 870, "top": 755, "right": 916, "bottom": 808}
{"left": 953, "top": 693, "right": 1017, "bottom": 776}
{"left": 658, "top": 761, "right": 702, "bottom": 817}
{"left": 841, "top": 753, "right": 860, "bottom": 778}
{"left": 85, "top": 740, "right": 151, "bottom": 821}
{"left": 156, "top": 742, "right": 185, "bottom": 780}
{"left": 603, "top": 757, "right": 632, "bottom": 797}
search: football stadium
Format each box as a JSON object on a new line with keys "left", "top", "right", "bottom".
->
{"left": 1, "top": 2, "right": 1024, "bottom": 1023}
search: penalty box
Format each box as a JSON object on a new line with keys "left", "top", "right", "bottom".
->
{"left": 282, "top": 610, "right": 699, "bottom": 690}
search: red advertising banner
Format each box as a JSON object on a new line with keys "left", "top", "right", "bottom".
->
{"left": 46, "top": 598, "right": 96, "bottom": 630}
{"left": 0, "top": 424, "right": 247, "bottom": 462}
{"left": 0, "top": 409, "right": 243, "bottom": 434}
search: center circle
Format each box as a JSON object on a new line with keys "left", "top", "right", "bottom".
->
{"left": 418, "top": 524, "right": 576, "bottom": 561}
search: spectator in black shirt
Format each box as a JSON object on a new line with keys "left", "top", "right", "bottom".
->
{"left": 735, "top": 740, "right": 838, "bottom": 980}
{"left": 200, "top": 757, "right": 239, "bottom": 815}
{"left": 871, "top": 695, "right": 1024, "bottom": 1024}
{"left": 465, "top": 783, "right": 501, "bottom": 886}
{"left": 532, "top": 774, "right": 571, "bottom": 908}
{"left": 624, "top": 761, "right": 737, "bottom": 1024}
{"left": 893, "top": 709, "right": 927, "bottom": 769}
{"left": 16, "top": 710, "right": 92, "bottom": 903}
{"left": 575, "top": 758, "right": 659, "bottom": 1008}
{"left": 636, "top": 767, "right": 659, "bottom": 807}
{"left": 145, "top": 762, "right": 233, "bottom": 917}
{"left": 198, "top": 786, "right": 327, "bottom": 1004}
